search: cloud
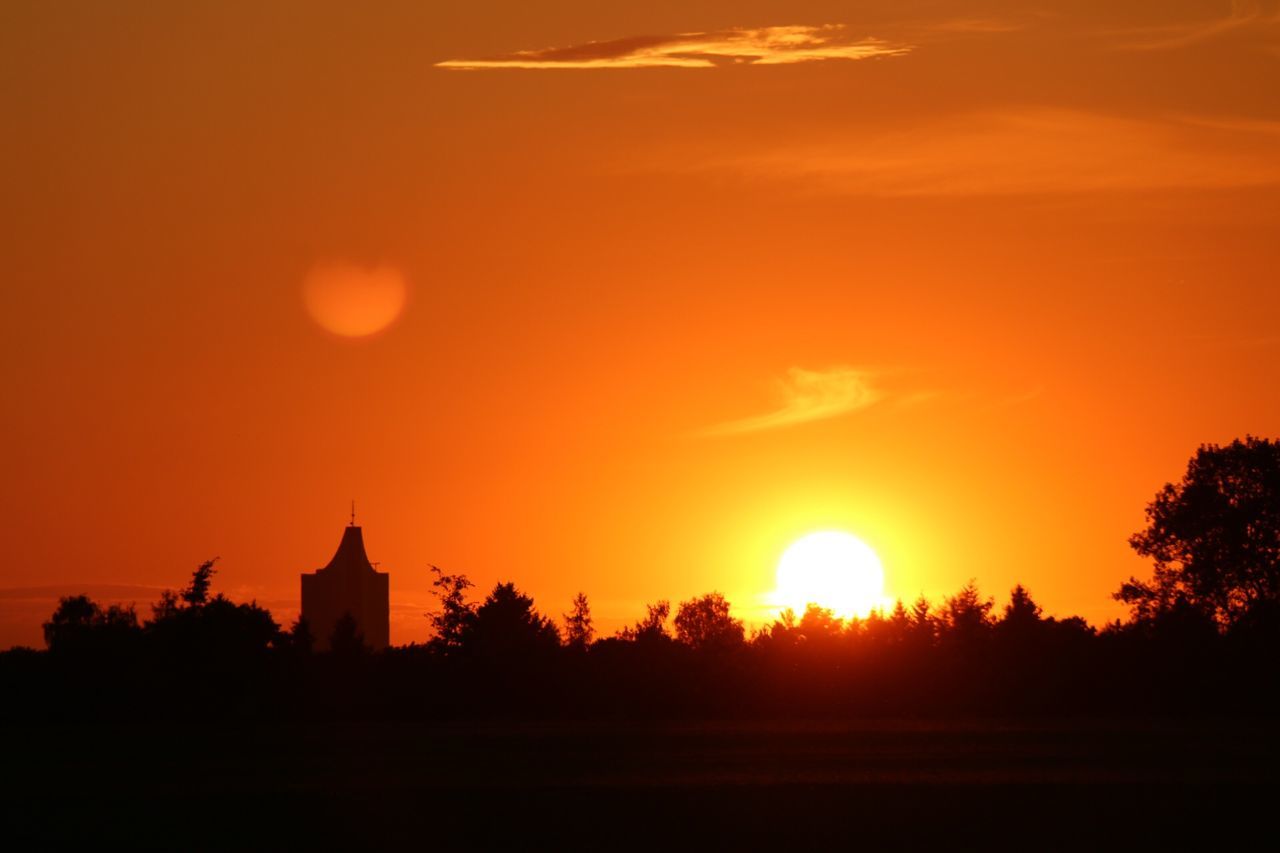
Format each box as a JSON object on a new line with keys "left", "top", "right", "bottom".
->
{"left": 700, "top": 109, "right": 1280, "bottom": 197}
{"left": 1110, "top": 0, "right": 1280, "bottom": 50}
{"left": 1176, "top": 114, "right": 1280, "bottom": 136}
{"left": 702, "top": 367, "right": 882, "bottom": 436}
{"left": 0, "top": 583, "right": 166, "bottom": 601}
{"left": 913, "top": 18, "right": 1028, "bottom": 37}
{"left": 436, "top": 25, "right": 910, "bottom": 70}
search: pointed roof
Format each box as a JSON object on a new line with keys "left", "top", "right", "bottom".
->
{"left": 320, "top": 525, "right": 376, "bottom": 575}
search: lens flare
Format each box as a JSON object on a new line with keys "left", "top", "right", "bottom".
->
{"left": 303, "top": 263, "right": 407, "bottom": 338}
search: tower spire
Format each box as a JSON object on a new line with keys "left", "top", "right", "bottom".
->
{"left": 350, "top": 499, "right": 356, "bottom": 527}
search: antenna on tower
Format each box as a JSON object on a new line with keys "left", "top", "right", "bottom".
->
{"left": 350, "top": 499, "right": 356, "bottom": 527}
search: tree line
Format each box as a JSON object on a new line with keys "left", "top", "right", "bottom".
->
{"left": 4, "top": 436, "right": 1279, "bottom": 720}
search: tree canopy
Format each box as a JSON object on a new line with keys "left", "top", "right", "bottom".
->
{"left": 462, "top": 582, "right": 561, "bottom": 659}
{"left": 1120, "top": 436, "right": 1280, "bottom": 628}
{"left": 673, "top": 592, "right": 744, "bottom": 651}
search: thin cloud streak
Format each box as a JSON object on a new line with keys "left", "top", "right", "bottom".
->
{"left": 1109, "top": 0, "right": 1280, "bottom": 50}
{"left": 701, "top": 367, "right": 882, "bottom": 437}
{"left": 706, "top": 109, "right": 1280, "bottom": 197}
{"left": 436, "top": 25, "right": 911, "bottom": 70}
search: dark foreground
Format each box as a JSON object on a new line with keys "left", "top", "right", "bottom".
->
{"left": 6, "top": 718, "right": 1276, "bottom": 850}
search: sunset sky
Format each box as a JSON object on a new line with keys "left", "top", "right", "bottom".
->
{"left": 2, "top": 0, "right": 1278, "bottom": 648}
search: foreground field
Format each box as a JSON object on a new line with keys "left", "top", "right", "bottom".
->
{"left": 7, "top": 718, "right": 1276, "bottom": 848}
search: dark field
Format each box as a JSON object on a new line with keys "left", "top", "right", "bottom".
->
{"left": 6, "top": 718, "right": 1277, "bottom": 849}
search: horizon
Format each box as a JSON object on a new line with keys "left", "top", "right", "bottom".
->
{"left": 0, "top": 462, "right": 1242, "bottom": 649}
{"left": 3, "top": 1, "right": 1279, "bottom": 650}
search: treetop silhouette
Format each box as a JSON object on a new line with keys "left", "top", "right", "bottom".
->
{"left": 1120, "top": 435, "right": 1280, "bottom": 629}
{"left": 673, "top": 592, "right": 745, "bottom": 651}
{"left": 563, "top": 592, "right": 594, "bottom": 650}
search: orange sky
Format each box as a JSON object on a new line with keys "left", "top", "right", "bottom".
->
{"left": 2, "top": 1, "right": 1279, "bottom": 648}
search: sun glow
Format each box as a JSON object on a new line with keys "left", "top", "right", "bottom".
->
{"left": 772, "top": 531, "right": 887, "bottom": 618}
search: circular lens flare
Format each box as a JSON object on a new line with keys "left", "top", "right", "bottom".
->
{"left": 304, "top": 262, "right": 407, "bottom": 338}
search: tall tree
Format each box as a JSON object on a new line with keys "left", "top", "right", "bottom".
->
{"left": 1001, "top": 585, "right": 1043, "bottom": 628}
{"left": 562, "top": 592, "right": 595, "bottom": 650}
{"left": 1120, "top": 436, "right": 1280, "bottom": 627}
{"left": 426, "top": 566, "right": 476, "bottom": 655}
{"left": 938, "top": 580, "right": 994, "bottom": 645}
{"left": 181, "top": 559, "right": 218, "bottom": 607}
{"left": 909, "top": 595, "right": 935, "bottom": 645}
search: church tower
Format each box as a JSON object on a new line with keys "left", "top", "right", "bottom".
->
{"left": 300, "top": 512, "right": 390, "bottom": 650}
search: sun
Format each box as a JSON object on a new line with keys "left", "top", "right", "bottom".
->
{"left": 773, "top": 531, "right": 887, "bottom": 618}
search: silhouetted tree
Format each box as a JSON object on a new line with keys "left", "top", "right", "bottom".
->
{"left": 757, "top": 607, "right": 799, "bottom": 646}
{"left": 888, "top": 600, "right": 911, "bottom": 640}
{"left": 152, "top": 589, "right": 182, "bottom": 622}
{"left": 619, "top": 600, "right": 672, "bottom": 644}
{"left": 938, "top": 580, "right": 994, "bottom": 646}
{"left": 562, "top": 592, "right": 594, "bottom": 650}
{"left": 150, "top": 559, "right": 219, "bottom": 621}
{"left": 146, "top": 562, "right": 280, "bottom": 658}
{"left": 674, "top": 592, "right": 744, "bottom": 652}
{"left": 1229, "top": 598, "right": 1280, "bottom": 646}
{"left": 797, "top": 603, "right": 844, "bottom": 642}
{"left": 862, "top": 607, "right": 890, "bottom": 642}
{"left": 862, "top": 603, "right": 915, "bottom": 648}
{"left": 757, "top": 604, "right": 846, "bottom": 654}
{"left": 329, "top": 612, "right": 368, "bottom": 657}
{"left": 1120, "top": 436, "right": 1280, "bottom": 629}
{"left": 288, "top": 617, "right": 314, "bottom": 655}
{"left": 43, "top": 595, "right": 139, "bottom": 654}
{"left": 462, "top": 582, "right": 560, "bottom": 659}
{"left": 181, "top": 558, "right": 218, "bottom": 607}
{"left": 149, "top": 594, "right": 280, "bottom": 657}
{"left": 909, "top": 595, "right": 935, "bottom": 645}
{"left": 1153, "top": 595, "right": 1220, "bottom": 640}
{"left": 1003, "top": 584, "right": 1042, "bottom": 623}
{"left": 43, "top": 595, "right": 98, "bottom": 652}
{"left": 427, "top": 566, "right": 476, "bottom": 655}
{"left": 998, "top": 584, "right": 1044, "bottom": 642}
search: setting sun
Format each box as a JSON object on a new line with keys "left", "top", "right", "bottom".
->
{"left": 773, "top": 531, "right": 887, "bottom": 618}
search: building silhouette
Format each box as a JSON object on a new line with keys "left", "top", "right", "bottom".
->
{"left": 301, "top": 518, "right": 390, "bottom": 651}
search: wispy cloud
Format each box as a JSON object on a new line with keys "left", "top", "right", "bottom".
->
{"left": 1110, "top": 0, "right": 1280, "bottom": 50}
{"left": 0, "top": 584, "right": 165, "bottom": 601}
{"left": 1175, "top": 114, "right": 1280, "bottom": 136}
{"left": 916, "top": 18, "right": 1028, "bottom": 37}
{"left": 701, "top": 109, "right": 1280, "bottom": 197}
{"left": 436, "top": 25, "right": 910, "bottom": 70}
{"left": 701, "top": 367, "right": 882, "bottom": 437}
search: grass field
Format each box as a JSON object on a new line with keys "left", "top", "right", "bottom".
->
{"left": 7, "top": 718, "right": 1276, "bottom": 849}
